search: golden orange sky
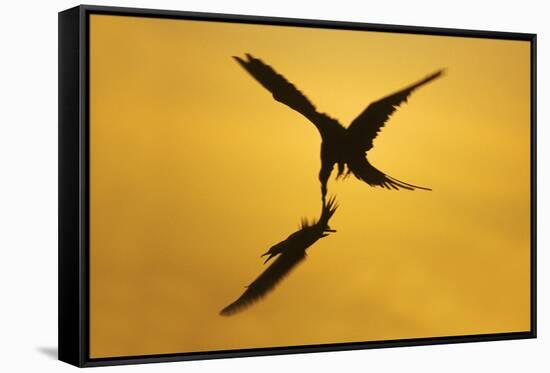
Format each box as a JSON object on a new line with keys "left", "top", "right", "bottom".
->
{"left": 88, "top": 14, "right": 531, "bottom": 358}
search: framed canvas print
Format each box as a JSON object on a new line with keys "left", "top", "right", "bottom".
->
{"left": 58, "top": 5, "right": 536, "bottom": 367}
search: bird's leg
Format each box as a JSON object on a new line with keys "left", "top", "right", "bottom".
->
{"left": 335, "top": 162, "right": 346, "bottom": 180}
{"left": 319, "top": 163, "right": 333, "bottom": 205}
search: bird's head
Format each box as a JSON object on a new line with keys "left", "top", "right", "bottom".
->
{"left": 261, "top": 241, "right": 286, "bottom": 264}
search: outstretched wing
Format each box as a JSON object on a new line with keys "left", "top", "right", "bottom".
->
{"left": 220, "top": 250, "right": 306, "bottom": 316}
{"left": 233, "top": 54, "right": 344, "bottom": 137}
{"left": 347, "top": 70, "right": 445, "bottom": 151}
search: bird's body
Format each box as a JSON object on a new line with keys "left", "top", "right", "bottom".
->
{"left": 220, "top": 197, "right": 338, "bottom": 316}
{"left": 233, "top": 54, "right": 444, "bottom": 201}
{"left": 261, "top": 197, "right": 337, "bottom": 263}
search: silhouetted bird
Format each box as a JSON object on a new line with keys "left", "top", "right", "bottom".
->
{"left": 220, "top": 197, "right": 338, "bottom": 316}
{"left": 233, "top": 54, "right": 444, "bottom": 201}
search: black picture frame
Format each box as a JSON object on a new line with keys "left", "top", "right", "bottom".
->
{"left": 58, "top": 4, "right": 537, "bottom": 368}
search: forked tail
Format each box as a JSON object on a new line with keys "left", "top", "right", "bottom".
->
{"left": 348, "top": 159, "right": 431, "bottom": 191}
{"left": 385, "top": 174, "right": 431, "bottom": 191}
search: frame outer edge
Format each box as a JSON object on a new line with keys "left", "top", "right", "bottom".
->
{"left": 530, "top": 33, "right": 537, "bottom": 338}
{"left": 59, "top": 4, "right": 537, "bottom": 367}
{"left": 58, "top": 5, "right": 85, "bottom": 367}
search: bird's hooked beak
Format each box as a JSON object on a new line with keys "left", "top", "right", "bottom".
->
{"left": 261, "top": 252, "right": 276, "bottom": 264}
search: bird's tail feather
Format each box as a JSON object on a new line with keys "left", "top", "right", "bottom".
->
{"left": 348, "top": 159, "right": 431, "bottom": 191}
{"left": 385, "top": 174, "right": 432, "bottom": 191}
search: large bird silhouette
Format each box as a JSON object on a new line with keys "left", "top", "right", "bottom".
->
{"left": 220, "top": 197, "right": 338, "bottom": 316}
{"left": 234, "top": 54, "right": 444, "bottom": 201}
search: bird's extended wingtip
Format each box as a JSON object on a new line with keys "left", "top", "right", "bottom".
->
{"left": 431, "top": 68, "right": 447, "bottom": 80}
{"left": 428, "top": 69, "right": 444, "bottom": 80}
{"left": 219, "top": 307, "right": 232, "bottom": 316}
{"left": 219, "top": 299, "right": 242, "bottom": 316}
{"left": 232, "top": 55, "right": 245, "bottom": 64}
{"left": 233, "top": 53, "right": 259, "bottom": 67}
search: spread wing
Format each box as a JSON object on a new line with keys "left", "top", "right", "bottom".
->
{"left": 233, "top": 54, "right": 344, "bottom": 137}
{"left": 220, "top": 250, "right": 306, "bottom": 316}
{"left": 347, "top": 70, "right": 445, "bottom": 151}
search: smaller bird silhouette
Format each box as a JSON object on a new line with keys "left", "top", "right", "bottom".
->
{"left": 220, "top": 197, "right": 339, "bottom": 316}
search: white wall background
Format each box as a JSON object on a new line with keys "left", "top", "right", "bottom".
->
{"left": 0, "top": 0, "right": 546, "bottom": 371}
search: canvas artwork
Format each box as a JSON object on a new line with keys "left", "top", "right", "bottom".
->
{"left": 59, "top": 5, "right": 535, "bottom": 367}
